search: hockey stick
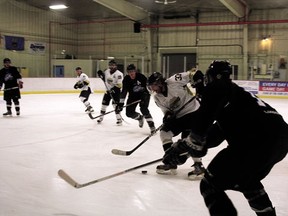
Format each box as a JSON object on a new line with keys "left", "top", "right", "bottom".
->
{"left": 111, "top": 124, "right": 163, "bottom": 155}
{"left": 58, "top": 158, "right": 162, "bottom": 188}
{"left": 3, "top": 86, "right": 19, "bottom": 91}
{"left": 88, "top": 99, "right": 141, "bottom": 120}
{"left": 111, "top": 96, "right": 196, "bottom": 156}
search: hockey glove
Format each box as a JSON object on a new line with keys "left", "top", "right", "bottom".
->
{"left": 116, "top": 102, "right": 124, "bottom": 112}
{"left": 18, "top": 80, "right": 24, "bottom": 89}
{"left": 163, "top": 110, "right": 175, "bottom": 125}
{"left": 77, "top": 82, "right": 84, "bottom": 88}
{"left": 162, "top": 139, "right": 189, "bottom": 166}
{"left": 97, "top": 70, "right": 105, "bottom": 80}
{"left": 192, "top": 70, "right": 205, "bottom": 96}
{"left": 73, "top": 83, "right": 78, "bottom": 89}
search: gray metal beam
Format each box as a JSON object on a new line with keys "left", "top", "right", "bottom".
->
{"left": 93, "top": 0, "right": 148, "bottom": 21}
{"left": 219, "top": 0, "right": 246, "bottom": 18}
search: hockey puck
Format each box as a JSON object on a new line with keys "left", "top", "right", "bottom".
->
{"left": 141, "top": 170, "right": 147, "bottom": 174}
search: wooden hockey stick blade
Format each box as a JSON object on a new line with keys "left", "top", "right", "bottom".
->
{"left": 58, "top": 169, "right": 81, "bottom": 188}
{"left": 58, "top": 158, "right": 162, "bottom": 189}
{"left": 111, "top": 125, "right": 162, "bottom": 156}
{"left": 88, "top": 111, "right": 113, "bottom": 120}
{"left": 111, "top": 149, "right": 128, "bottom": 155}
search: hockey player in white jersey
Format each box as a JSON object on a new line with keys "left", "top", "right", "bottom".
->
{"left": 147, "top": 71, "right": 205, "bottom": 180}
{"left": 74, "top": 67, "right": 94, "bottom": 113}
{"left": 97, "top": 60, "right": 124, "bottom": 125}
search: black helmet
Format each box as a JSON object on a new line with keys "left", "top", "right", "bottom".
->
{"left": 109, "top": 59, "right": 117, "bottom": 65}
{"left": 147, "top": 72, "right": 165, "bottom": 86}
{"left": 3, "top": 58, "right": 11, "bottom": 63}
{"left": 127, "top": 64, "right": 136, "bottom": 71}
{"left": 206, "top": 60, "right": 232, "bottom": 82}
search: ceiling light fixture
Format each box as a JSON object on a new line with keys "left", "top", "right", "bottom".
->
{"left": 155, "top": 0, "right": 177, "bottom": 5}
{"left": 49, "top": 4, "right": 68, "bottom": 10}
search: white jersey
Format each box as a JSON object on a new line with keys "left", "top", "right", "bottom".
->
{"left": 77, "top": 72, "right": 90, "bottom": 91}
{"left": 104, "top": 69, "right": 123, "bottom": 91}
{"left": 153, "top": 72, "right": 200, "bottom": 118}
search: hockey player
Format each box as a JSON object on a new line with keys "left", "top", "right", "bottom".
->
{"left": 97, "top": 60, "right": 124, "bottom": 125}
{"left": 115, "top": 64, "right": 156, "bottom": 133}
{"left": 0, "top": 58, "right": 23, "bottom": 116}
{"left": 163, "top": 60, "right": 288, "bottom": 216}
{"left": 147, "top": 71, "right": 206, "bottom": 180}
{"left": 74, "top": 67, "right": 94, "bottom": 113}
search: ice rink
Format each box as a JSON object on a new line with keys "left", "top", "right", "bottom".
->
{"left": 0, "top": 93, "right": 287, "bottom": 216}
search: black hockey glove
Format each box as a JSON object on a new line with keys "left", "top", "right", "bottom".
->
{"left": 162, "top": 140, "right": 189, "bottom": 166}
{"left": 73, "top": 83, "right": 78, "bottom": 89}
{"left": 163, "top": 110, "right": 175, "bottom": 125}
{"left": 97, "top": 70, "right": 105, "bottom": 80}
{"left": 116, "top": 102, "right": 124, "bottom": 112}
{"left": 192, "top": 70, "right": 205, "bottom": 96}
{"left": 77, "top": 82, "right": 84, "bottom": 88}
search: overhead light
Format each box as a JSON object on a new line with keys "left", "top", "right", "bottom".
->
{"left": 49, "top": 4, "right": 68, "bottom": 10}
{"left": 155, "top": 0, "right": 177, "bottom": 5}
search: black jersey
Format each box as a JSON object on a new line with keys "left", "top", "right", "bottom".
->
{"left": 198, "top": 80, "right": 287, "bottom": 148}
{"left": 120, "top": 72, "right": 149, "bottom": 100}
{"left": 0, "top": 66, "right": 21, "bottom": 89}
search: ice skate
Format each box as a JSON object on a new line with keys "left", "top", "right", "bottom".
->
{"left": 188, "top": 162, "right": 205, "bottom": 180}
{"left": 116, "top": 119, "right": 122, "bottom": 126}
{"left": 3, "top": 110, "right": 12, "bottom": 116}
{"left": 116, "top": 113, "right": 122, "bottom": 126}
{"left": 16, "top": 111, "right": 20, "bottom": 116}
{"left": 85, "top": 105, "right": 94, "bottom": 113}
{"left": 156, "top": 164, "right": 177, "bottom": 175}
{"left": 138, "top": 115, "right": 144, "bottom": 128}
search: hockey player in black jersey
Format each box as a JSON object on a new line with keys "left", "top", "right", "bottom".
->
{"left": 0, "top": 58, "right": 23, "bottom": 116}
{"left": 163, "top": 60, "right": 288, "bottom": 216}
{"left": 116, "top": 64, "right": 156, "bottom": 133}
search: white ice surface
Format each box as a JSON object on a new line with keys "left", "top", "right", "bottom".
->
{"left": 0, "top": 93, "right": 287, "bottom": 216}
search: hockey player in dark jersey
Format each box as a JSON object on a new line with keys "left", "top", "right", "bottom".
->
{"left": 116, "top": 64, "right": 156, "bottom": 133}
{"left": 163, "top": 60, "right": 288, "bottom": 216}
{"left": 0, "top": 58, "right": 23, "bottom": 116}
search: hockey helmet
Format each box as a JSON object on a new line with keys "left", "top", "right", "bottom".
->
{"left": 147, "top": 72, "right": 166, "bottom": 94}
{"left": 3, "top": 58, "right": 11, "bottom": 63}
{"left": 147, "top": 72, "right": 165, "bottom": 86}
{"left": 205, "top": 60, "right": 232, "bottom": 83}
{"left": 127, "top": 64, "right": 136, "bottom": 71}
{"left": 109, "top": 59, "right": 117, "bottom": 66}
